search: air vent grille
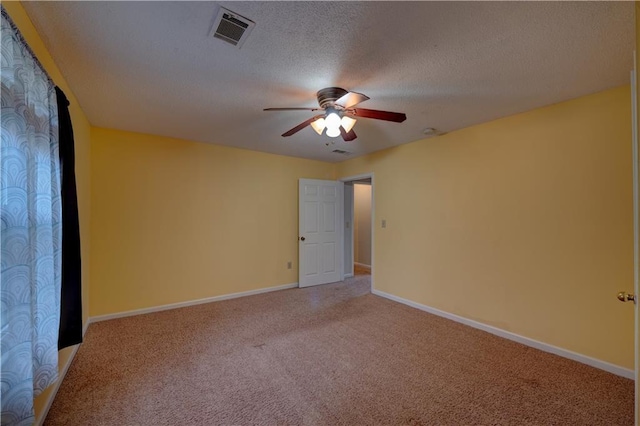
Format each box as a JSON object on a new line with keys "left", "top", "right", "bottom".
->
{"left": 332, "top": 149, "right": 352, "bottom": 155}
{"left": 210, "top": 7, "right": 255, "bottom": 48}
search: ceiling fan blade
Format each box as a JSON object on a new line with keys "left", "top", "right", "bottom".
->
{"left": 335, "top": 91, "right": 370, "bottom": 109}
{"left": 281, "top": 115, "right": 324, "bottom": 137}
{"left": 339, "top": 126, "right": 357, "bottom": 142}
{"left": 351, "top": 108, "right": 406, "bottom": 123}
{"left": 264, "top": 107, "right": 322, "bottom": 111}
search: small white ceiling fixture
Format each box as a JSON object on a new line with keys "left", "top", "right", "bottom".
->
{"left": 422, "top": 127, "right": 447, "bottom": 138}
{"left": 209, "top": 6, "right": 255, "bottom": 48}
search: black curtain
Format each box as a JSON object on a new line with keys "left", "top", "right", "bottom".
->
{"left": 56, "top": 87, "right": 83, "bottom": 349}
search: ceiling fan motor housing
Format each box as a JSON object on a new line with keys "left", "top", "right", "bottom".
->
{"left": 317, "top": 87, "right": 348, "bottom": 109}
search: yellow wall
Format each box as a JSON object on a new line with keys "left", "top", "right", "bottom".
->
{"left": 90, "top": 128, "right": 335, "bottom": 316}
{"left": 337, "top": 85, "right": 634, "bottom": 369}
{"left": 2, "top": 0, "right": 92, "bottom": 419}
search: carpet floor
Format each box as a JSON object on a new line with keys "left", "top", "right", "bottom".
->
{"left": 45, "top": 275, "right": 634, "bottom": 425}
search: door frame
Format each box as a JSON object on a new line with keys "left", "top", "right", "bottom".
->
{"left": 631, "top": 51, "right": 639, "bottom": 425}
{"left": 339, "top": 173, "right": 375, "bottom": 290}
{"left": 343, "top": 182, "right": 355, "bottom": 279}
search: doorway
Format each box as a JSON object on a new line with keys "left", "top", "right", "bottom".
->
{"left": 341, "top": 174, "right": 374, "bottom": 289}
{"left": 353, "top": 181, "right": 372, "bottom": 276}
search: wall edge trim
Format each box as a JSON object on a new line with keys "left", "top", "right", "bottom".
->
{"left": 90, "top": 282, "right": 299, "bottom": 323}
{"left": 36, "top": 323, "right": 89, "bottom": 426}
{"left": 371, "top": 289, "right": 634, "bottom": 380}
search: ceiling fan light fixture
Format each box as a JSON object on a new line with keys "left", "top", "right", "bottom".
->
{"left": 311, "top": 118, "right": 326, "bottom": 135}
{"left": 324, "top": 111, "right": 342, "bottom": 137}
{"left": 264, "top": 87, "right": 406, "bottom": 142}
{"left": 341, "top": 116, "right": 356, "bottom": 133}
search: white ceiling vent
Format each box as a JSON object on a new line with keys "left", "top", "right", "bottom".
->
{"left": 210, "top": 7, "right": 255, "bottom": 48}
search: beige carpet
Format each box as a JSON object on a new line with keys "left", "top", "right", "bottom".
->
{"left": 46, "top": 275, "right": 633, "bottom": 425}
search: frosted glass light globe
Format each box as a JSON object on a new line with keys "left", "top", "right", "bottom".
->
{"left": 325, "top": 112, "right": 341, "bottom": 128}
{"left": 325, "top": 126, "right": 341, "bottom": 138}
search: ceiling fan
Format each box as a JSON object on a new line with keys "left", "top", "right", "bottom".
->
{"left": 264, "top": 87, "right": 406, "bottom": 142}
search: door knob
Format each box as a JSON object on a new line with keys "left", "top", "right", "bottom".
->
{"left": 300, "top": 237, "right": 305, "bottom": 241}
{"left": 617, "top": 292, "right": 636, "bottom": 303}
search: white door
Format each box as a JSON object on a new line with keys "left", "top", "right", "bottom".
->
{"left": 299, "top": 179, "right": 344, "bottom": 287}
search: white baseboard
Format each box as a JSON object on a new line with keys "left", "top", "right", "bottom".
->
{"left": 90, "top": 282, "right": 299, "bottom": 323}
{"left": 344, "top": 273, "right": 354, "bottom": 278}
{"left": 372, "top": 289, "right": 634, "bottom": 380}
{"left": 354, "top": 262, "right": 371, "bottom": 271}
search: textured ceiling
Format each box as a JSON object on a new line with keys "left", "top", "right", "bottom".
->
{"left": 24, "top": 1, "right": 634, "bottom": 163}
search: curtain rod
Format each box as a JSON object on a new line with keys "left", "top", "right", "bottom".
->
{"left": 1, "top": 5, "right": 55, "bottom": 87}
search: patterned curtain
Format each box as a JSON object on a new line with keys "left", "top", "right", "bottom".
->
{"left": 1, "top": 8, "right": 61, "bottom": 426}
